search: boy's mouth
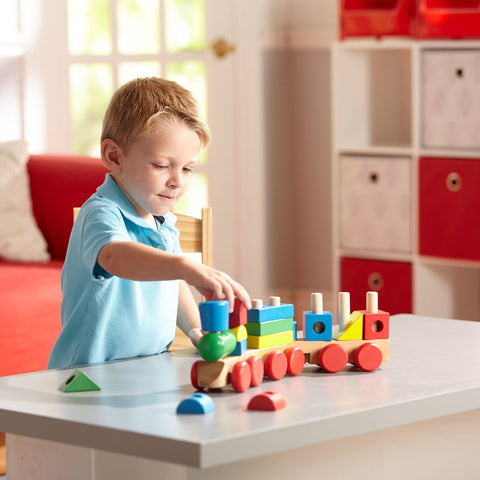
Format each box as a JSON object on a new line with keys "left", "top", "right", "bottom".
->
{"left": 159, "top": 194, "right": 176, "bottom": 201}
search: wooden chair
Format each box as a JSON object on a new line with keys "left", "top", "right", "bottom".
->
{"left": 172, "top": 207, "right": 212, "bottom": 349}
{"left": 175, "top": 207, "right": 213, "bottom": 268}
{"left": 73, "top": 206, "right": 213, "bottom": 349}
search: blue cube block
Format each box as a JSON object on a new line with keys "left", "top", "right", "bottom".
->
{"left": 199, "top": 300, "right": 229, "bottom": 332}
{"left": 303, "top": 311, "right": 333, "bottom": 341}
{"left": 230, "top": 338, "right": 247, "bottom": 356}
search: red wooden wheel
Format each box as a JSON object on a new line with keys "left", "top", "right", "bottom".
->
{"left": 231, "top": 361, "right": 252, "bottom": 392}
{"left": 191, "top": 360, "right": 202, "bottom": 390}
{"left": 354, "top": 343, "right": 383, "bottom": 372}
{"left": 318, "top": 344, "right": 348, "bottom": 373}
{"left": 285, "top": 347, "right": 305, "bottom": 376}
{"left": 247, "top": 356, "right": 264, "bottom": 387}
{"left": 264, "top": 351, "right": 288, "bottom": 381}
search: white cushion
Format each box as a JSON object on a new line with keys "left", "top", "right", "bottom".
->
{"left": 0, "top": 140, "right": 50, "bottom": 262}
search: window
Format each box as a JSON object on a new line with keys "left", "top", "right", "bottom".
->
{"left": 67, "top": 0, "right": 208, "bottom": 216}
{"left": 0, "top": 0, "right": 23, "bottom": 142}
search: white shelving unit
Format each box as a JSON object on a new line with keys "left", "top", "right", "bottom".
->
{"left": 332, "top": 38, "right": 480, "bottom": 321}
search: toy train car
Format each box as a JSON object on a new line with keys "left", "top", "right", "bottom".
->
{"left": 191, "top": 292, "right": 389, "bottom": 393}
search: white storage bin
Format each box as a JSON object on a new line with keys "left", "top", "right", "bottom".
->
{"left": 340, "top": 155, "right": 411, "bottom": 253}
{"left": 421, "top": 49, "right": 480, "bottom": 150}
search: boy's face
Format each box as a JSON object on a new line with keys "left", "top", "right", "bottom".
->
{"left": 113, "top": 122, "right": 201, "bottom": 219}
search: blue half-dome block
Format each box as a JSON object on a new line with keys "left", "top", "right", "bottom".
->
{"left": 176, "top": 393, "right": 215, "bottom": 414}
{"left": 199, "top": 300, "right": 229, "bottom": 332}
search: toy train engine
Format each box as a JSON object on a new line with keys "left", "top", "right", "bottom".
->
{"left": 191, "top": 292, "right": 389, "bottom": 392}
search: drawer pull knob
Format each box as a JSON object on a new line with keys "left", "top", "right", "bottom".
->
{"left": 369, "top": 172, "right": 379, "bottom": 183}
{"left": 446, "top": 172, "right": 462, "bottom": 192}
{"left": 368, "top": 272, "right": 384, "bottom": 291}
{"left": 455, "top": 67, "right": 464, "bottom": 78}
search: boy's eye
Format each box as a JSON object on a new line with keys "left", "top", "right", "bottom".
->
{"left": 153, "top": 163, "right": 168, "bottom": 170}
{"left": 183, "top": 167, "right": 194, "bottom": 174}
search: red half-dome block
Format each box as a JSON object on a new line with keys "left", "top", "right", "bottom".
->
{"left": 247, "top": 391, "right": 286, "bottom": 411}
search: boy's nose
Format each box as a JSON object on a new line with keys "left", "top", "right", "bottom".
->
{"left": 168, "top": 170, "right": 183, "bottom": 188}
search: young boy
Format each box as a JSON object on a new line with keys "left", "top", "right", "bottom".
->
{"left": 48, "top": 77, "right": 251, "bottom": 369}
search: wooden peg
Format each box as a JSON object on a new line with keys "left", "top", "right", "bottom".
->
{"left": 311, "top": 293, "right": 323, "bottom": 314}
{"left": 366, "top": 291, "right": 378, "bottom": 314}
{"left": 338, "top": 292, "right": 350, "bottom": 331}
{"left": 252, "top": 299, "right": 263, "bottom": 309}
{"left": 269, "top": 296, "right": 281, "bottom": 306}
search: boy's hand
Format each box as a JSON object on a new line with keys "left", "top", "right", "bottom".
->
{"left": 188, "top": 327, "right": 203, "bottom": 347}
{"left": 182, "top": 258, "right": 251, "bottom": 312}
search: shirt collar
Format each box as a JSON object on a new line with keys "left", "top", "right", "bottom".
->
{"left": 96, "top": 174, "right": 178, "bottom": 230}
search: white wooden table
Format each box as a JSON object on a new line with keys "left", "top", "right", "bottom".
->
{"left": 1, "top": 314, "right": 480, "bottom": 479}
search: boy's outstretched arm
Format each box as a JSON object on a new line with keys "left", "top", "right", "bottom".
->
{"left": 97, "top": 241, "right": 251, "bottom": 311}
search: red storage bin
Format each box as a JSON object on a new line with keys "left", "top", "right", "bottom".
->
{"left": 339, "top": 0, "right": 416, "bottom": 39}
{"left": 341, "top": 257, "right": 412, "bottom": 314}
{"left": 417, "top": 0, "right": 480, "bottom": 39}
{"left": 419, "top": 157, "right": 480, "bottom": 261}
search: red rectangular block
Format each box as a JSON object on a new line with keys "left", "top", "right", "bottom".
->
{"left": 229, "top": 298, "right": 247, "bottom": 328}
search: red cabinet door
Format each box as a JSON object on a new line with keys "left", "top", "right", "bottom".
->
{"left": 419, "top": 157, "right": 480, "bottom": 261}
{"left": 341, "top": 257, "right": 412, "bottom": 314}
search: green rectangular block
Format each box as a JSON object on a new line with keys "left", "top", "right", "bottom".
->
{"left": 246, "top": 317, "right": 294, "bottom": 336}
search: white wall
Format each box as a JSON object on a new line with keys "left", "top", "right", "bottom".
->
{"left": 262, "top": 0, "right": 337, "bottom": 297}
{"left": 1, "top": 0, "right": 338, "bottom": 299}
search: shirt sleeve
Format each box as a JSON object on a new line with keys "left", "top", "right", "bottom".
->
{"left": 79, "top": 201, "right": 131, "bottom": 278}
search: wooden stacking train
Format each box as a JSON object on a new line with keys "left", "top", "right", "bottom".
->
{"left": 191, "top": 291, "right": 390, "bottom": 392}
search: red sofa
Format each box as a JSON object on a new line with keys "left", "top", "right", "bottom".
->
{"left": 0, "top": 154, "right": 107, "bottom": 376}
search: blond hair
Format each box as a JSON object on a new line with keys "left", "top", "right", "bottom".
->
{"left": 101, "top": 77, "right": 211, "bottom": 152}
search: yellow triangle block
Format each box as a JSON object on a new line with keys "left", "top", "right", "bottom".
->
{"left": 335, "top": 311, "right": 363, "bottom": 341}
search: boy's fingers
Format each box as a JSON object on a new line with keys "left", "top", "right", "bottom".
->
{"left": 218, "top": 275, "right": 235, "bottom": 311}
{"left": 220, "top": 274, "right": 251, "bottom": 311}
{"left": 234, "top": 283, "right": 251, "bottom": 310}
{"left": 195, "top": 267, "right": 251, "bottom": 312}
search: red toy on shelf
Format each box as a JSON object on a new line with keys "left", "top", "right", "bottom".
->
{"left": 339, "top": 0, "right": 416, "bottom": 39}
{"left": 417, "top": 0, "right": 480, "bottom": 39}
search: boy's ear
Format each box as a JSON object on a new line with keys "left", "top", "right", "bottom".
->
{"left": 101, "top": 139, "right": 122, "bottom": 171}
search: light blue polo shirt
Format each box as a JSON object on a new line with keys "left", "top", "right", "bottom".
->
{"left": 48, "top": 174, "right": 181, "bottom": 369}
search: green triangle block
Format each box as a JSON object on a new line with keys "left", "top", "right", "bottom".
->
{"left": 60, "top": 369, "right": 101, "bottom": 392}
